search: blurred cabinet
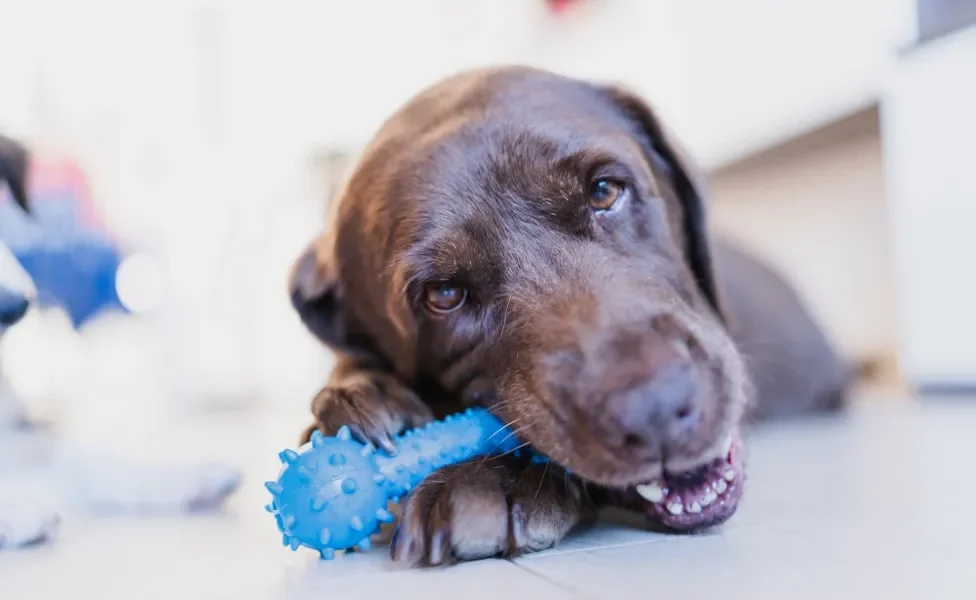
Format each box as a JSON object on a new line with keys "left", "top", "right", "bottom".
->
{"left": 677, "top": 0, "right": 916, "bottom": 169}
{"left": 517, "top": 0, "right": 916, "bottom": 170}
{"left": 882, "top": 26, "right": 976, "bottom": 390}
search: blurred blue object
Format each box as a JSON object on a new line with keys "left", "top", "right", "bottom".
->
{"left": 13, "top": 238, "right": 124, "bottom": 328}
{"left": 0, "top": 161, "right": 126, "bottom": 328}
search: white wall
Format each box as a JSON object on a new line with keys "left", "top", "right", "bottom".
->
{"left": 0, "top": 1, "right": 331, "bottom": 411}
{"left": 215, "top": 0, "right": 919, "bottom": 167}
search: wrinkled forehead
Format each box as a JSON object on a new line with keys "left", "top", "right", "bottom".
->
{"left": 389, "top": 116, "right": 650, "bottom": 289}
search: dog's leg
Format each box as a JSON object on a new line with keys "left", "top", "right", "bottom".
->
{"left": 300, "top": 358, "right": 434, "bottom": 453}
{"left": 390, "top": 456, "right": 591, "bottom": 566}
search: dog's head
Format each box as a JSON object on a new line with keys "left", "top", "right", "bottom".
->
{"left": 0, "top": 135, "right": 33, "bottom": 336}
{"left": 292, "top": 68, "right": 750, "bottom": 529}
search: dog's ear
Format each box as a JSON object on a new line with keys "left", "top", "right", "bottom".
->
{"left": 290, "top": 239, "right": 347, "bottom": 348}
{"left": 0, "top": 134, "right": 29, "bottom": 211}
{"left": 289, "top": 238, "right": 382, "bottom": 362}
{"left": 601, "top": 86, "right": 724, "bottom": 318}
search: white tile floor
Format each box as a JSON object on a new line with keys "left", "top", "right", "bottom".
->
{"left": 3, "top": 395, "right": 975, "bottom": 599}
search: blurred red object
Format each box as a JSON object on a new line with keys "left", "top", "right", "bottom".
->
{"left": 545, "top": 0, "right": 582, "bottom": 16}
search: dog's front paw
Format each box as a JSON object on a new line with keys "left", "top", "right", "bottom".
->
{"left": 301, "top": 371, "right": 433, "bottom": 454}
{"left": 390, "top": 458, "right": 587, "bottom": 567}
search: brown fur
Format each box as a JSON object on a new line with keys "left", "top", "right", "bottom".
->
{"left": 290, "top": 67, "right": 847, "bottom": 566}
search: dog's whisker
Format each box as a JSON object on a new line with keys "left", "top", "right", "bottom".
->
{"left": 488, "top": 441, "right": 531, "bottom": 460}
{"left": 478, "top": 425, "right": 532, "bottom": 466}
{"left": 486, "top": 424, "right": 530, "bottom": 451}
{"left": 497, "top": 296, "right": 513, "bottom": 342}
{"left": 485, "top": 417, "right": 522, "bottom": 444}
{"left": 534, "top": 459, "right": 551, "bottom": 502}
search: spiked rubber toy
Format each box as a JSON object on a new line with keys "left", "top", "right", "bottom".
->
{"left": 265, "top": 407, "right": 519, "bottom": 559}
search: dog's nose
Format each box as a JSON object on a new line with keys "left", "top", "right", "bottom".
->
{"left": 604, "top": 346, "right": 701, "bottom": 454}
{"left": 0, "top": 289, "right": 30, "bottom": 326}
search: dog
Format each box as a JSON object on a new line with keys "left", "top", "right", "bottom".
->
{"left": 289, "top": 67, "right": 851, "bottom": 566}
{"left": 0, "top": 134, "right": 35, "bottom": 428}
{"left": 0, "top": 135, "right": 241, "bottom": 550}
{"left": 0, "top": 134, "right": 58, "bottom": 547}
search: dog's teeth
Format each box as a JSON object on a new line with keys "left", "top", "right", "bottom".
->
{"left": 713, "top": 479, "right": 728, "bottom": 494}
{"left": 723, "top": 468, "right": 736, "bottom": 482}
{"left": 636, "top": 482, "right": 665, "bottom": 503}
{"left": 722, "top": 435, "right": 734, "bottom": 455}
{"left": 686, "top": 502, "right": 702, "bottom": 514}
{"left": 701, "top": 489, "right": 717, "bottom": 506}
{"left": 666, "top": 501, "right": 684, "bottom": 516}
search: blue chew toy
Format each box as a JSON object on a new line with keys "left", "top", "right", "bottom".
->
{"left": 265, "top": 407, "right": 519, "bottom": 559}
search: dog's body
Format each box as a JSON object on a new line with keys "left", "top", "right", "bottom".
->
{"left": 289, "top": 67, "right": 848, "bottom": 566}
{"left": 714, "top": 240, "right": 849, "bottom": 421}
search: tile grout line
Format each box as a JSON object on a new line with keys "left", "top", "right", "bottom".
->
{"left": 508, "top": 556, "right": 597, "bottom": 599}
{"left": 513, "top": 521, "right": 785, "bottom": 561}
{"left": 517, "top": 537, "right": 674, "bottom": 560}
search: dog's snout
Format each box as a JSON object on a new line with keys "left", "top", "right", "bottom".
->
{"left": 600, "top": 328, "right": 702, "bottom": 455}
{"left": 608, "top": 360, "right": 701, "bottom": 452}
{"left": 0, "top": 289, "right": 30, "bottom": 326}
{"left": 647, "top": 361, "right": 700, "bottom": 422}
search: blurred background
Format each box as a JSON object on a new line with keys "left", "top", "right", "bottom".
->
{"left": 1, "top": 0, "right": 973, "bottom": 440}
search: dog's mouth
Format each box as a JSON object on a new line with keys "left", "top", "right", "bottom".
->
{"left": 622, "top": 433, "right": 744, "bottom": 531}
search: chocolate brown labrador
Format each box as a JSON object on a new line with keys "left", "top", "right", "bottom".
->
{"left": 289, "top": 67, "right": 850, "bottom": 566}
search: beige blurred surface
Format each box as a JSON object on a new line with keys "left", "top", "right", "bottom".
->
{"left": 710, "top": 107, "right": 898, "bottom": 380}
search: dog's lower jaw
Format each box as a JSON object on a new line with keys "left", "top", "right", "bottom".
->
{"left": 527, "top": 425, "right": 746, "bottom": 531}
{"left": 627, "top": 432, "right": 745, "bottom": 531}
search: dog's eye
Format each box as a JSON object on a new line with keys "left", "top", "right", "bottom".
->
{"left": 588, "top": 178, "right": 624, "bottom": 211}
{"left": 423, "top": 282, "right": 467, "bottom": 314}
